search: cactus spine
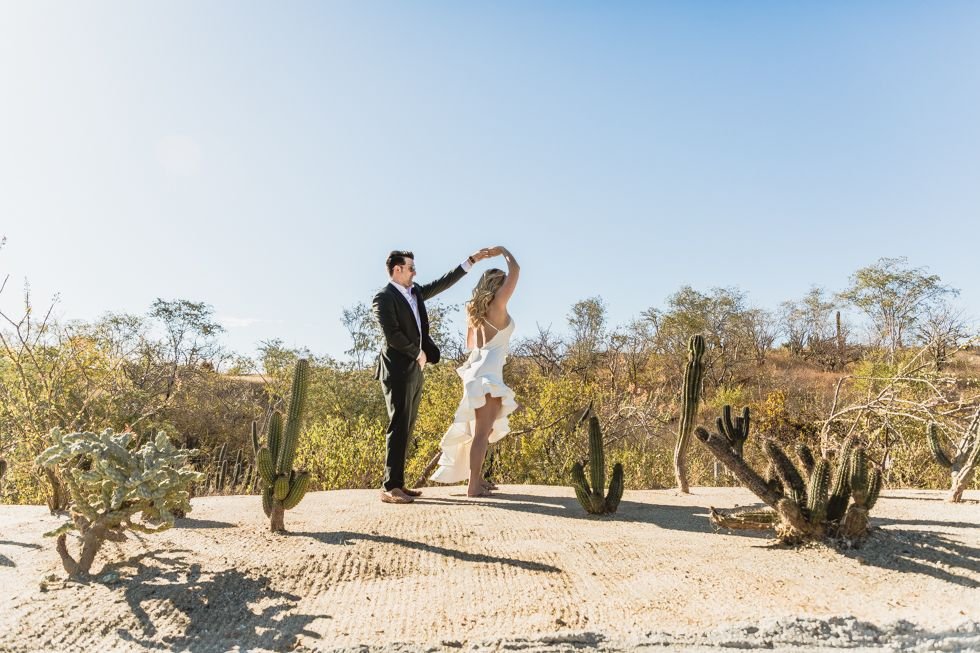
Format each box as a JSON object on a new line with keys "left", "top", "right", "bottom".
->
{"left": 926, "top": 414, "right": 980, "bottom": 503}
{"left": 570, "top": 417, "right": 625, "bottom": 515}
{"left": 673, "top": 334, "right": 706, "bottom": 493}
{"left": 253, "top": 358, "right": 312, "bottom": 532}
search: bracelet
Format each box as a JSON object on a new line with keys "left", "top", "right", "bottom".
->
{"left": 467, "top": 255, "right": 475, "bottom": 265}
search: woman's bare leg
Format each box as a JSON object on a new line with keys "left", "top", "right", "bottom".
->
{"left": 469, "top": 394, "right": 501, "bottom": 497}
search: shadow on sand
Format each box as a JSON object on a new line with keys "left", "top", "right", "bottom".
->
{"left": 0, "top": 539, "right": 42, "bottom": 568}
{"left": 173, "top": 517, "right": 236, "bottom": 530}
{"left": 417, "top": 491, "right": 718, "bottom": 534}
{"left": 845, "top": 528, "right": 980, "bottom": 590}
{"left": 108, "top": 550, "right": 322, "bottom": 652}
{"left": 298, "top": 530, "right": 562, "bottom": 573}
{"left": 700, "top": 510, "right": 980, "bottom": 588}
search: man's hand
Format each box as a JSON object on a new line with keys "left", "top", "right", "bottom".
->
{"left": 469, "top": 248, "right": 493, "bottom": 264}
{"left": 416, "top": 350, "right": 428, "bottom": 370}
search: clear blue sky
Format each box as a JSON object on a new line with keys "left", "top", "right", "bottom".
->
{"left": 2, "top": 1, "right": 979, "bottom": 361}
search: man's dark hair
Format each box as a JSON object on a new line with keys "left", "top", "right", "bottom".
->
{"left": 386, "top": 250, "right": 415, "bottom": 276}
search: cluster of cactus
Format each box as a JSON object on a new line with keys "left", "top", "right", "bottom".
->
{"left": 35, "top": 428, "right": 201, "bottom": 577}
{"left": 673, "top": 334, "right": 706, "bottom": 493}
{"left": 926, "top": 414, "right": 980, "bottom": 503}
{"left": 198, "top": 443, "right": 253, "bottom": 496}
{"left": 696, "top": 426, "right": 882, "bottom": 545}
{"left": 253, "top": 358, "right": 312, "bottom": 532}
{"left": 570, "top": 416, "right": 625, "bottom": 514}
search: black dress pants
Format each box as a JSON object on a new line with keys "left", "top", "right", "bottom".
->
{"left": 381, "top": 365, "right": 424, "bottom": 491}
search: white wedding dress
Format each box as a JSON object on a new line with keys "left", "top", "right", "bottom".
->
{"left": 430, "top": 317, "right": 518, "bottom": 484}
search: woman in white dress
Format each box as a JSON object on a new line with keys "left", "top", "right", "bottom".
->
{"left": 430, "top": 246, "right": 520, "bottom": 496}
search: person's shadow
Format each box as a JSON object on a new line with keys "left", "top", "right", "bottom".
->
{"left": 0, "top": 539, "right": 42, "bottom": 568}
{"left": 298, "top": 530, "right": 562, "bottom": 574}
{"left": 107, "top": 549, "right": 323, "bottom": 652}
{"left": 418, "top": 490, "right": 717, "bottom": 534}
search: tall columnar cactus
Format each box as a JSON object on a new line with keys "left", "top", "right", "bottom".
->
{"left": 253, "top": 358, "right": 312, "bottom": 532}
{"left": 35, "top": 428, "right": 201, "bottom": 577}
{"left": 696, "top": 426, "right": 882, "bottom": 545}
{"left": 926, "top": 413, "right": 980, "bottom": 503}
{"left": 673, "top": 334, "right": 706, "bottom": 493}
{"left": 570, "top": 416, "right": 625, "bottom": 515}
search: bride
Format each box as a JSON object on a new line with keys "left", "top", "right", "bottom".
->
{"left": 430, "top": 246, "right": 520, "bottom": 496}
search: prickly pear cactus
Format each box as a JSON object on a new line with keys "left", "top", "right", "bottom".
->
{"left": 253, "top": 358, "right": 312, "bottom": 532}
{"left": 35, "top": 428, "right": 201, "bottom": 577}
{"left": 570, "top": 417, "right": 625, "bottom": 515}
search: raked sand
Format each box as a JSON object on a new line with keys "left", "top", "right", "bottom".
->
{"left": 1, "top": 485, "right": 978, "bottom": 652}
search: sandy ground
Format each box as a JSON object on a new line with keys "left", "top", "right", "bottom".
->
{"left": 0, "top": 485, "right": 978, "bottom": 652}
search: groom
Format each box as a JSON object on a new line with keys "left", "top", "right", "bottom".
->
{"left": 373, "top": 248, "right": 491, "bottom": 504}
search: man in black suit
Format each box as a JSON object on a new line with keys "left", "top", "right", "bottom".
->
{"left": 373, "top": 248, "right": 491, "bottom": 504}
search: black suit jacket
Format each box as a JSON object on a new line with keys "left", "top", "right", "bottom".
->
{"left": 372, "top": 265, "right": 468, "bottom": 381}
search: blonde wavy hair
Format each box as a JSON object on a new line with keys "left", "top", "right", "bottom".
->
{"left": 466, "top": 268, "right": 506, "bottom": 328}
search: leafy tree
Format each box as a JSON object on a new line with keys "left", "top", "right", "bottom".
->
{"left": 739, "top": 308, "right": 779, "bottom": 365}
{"left": 779, "top": 287, "right": 852, "bottom": 368}
{"left": 839, "top": 257, "right": 957, "bottom": 360}
{"left": 341, "top": 302, "right": 382, "bottom": 369}
{"left": 567, "top": 297, "right": 607, "bottom": 375}
{"left": 644, "top": 286, "right": 752, "bottom": 386}
{"left": 149, "top": 299, "right": 225, "bottom": 400}
{"left": 915, "top": 301, "right": 971, "bottom": 371}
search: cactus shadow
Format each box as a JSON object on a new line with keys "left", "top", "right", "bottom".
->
{"left": 299, "top": 531, "right": 562, "bottom": 573}
{"left": 174, "top": 517, "right": 236, "bottom": 529}
{"left": 0, "top": 539, "right": 42, "bottom": 568}
{"left": 109, "top": 549, "right": 322, "bottom": 651}
{"left": 842, "top": 529, "right": 980, "bottom": 589}
{"left": 873, "top": 516, "right": 978, "bottom": 529}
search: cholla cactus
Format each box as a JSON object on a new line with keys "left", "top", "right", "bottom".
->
{"left": 253, "top": 358, "right": 312, "bottom": 532}
{"left": 926, "top": 414, "right": 980, "bottom": 503}
{"left": 697, "top": 428, "right": 881, "bottom": 546}
{"left": 35, "top": 428, "right": 201, "bottom": 577}
{"left": 570, "top": 417, "right": 625, "bottom": 515}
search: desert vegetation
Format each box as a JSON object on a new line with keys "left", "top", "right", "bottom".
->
{"left": 1, "top": 254, "right": 977, "bottom": 519}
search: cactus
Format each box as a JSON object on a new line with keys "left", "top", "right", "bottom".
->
{"left": 696, "top": 425, "right": 883, "bottom": 545}
{"left": 35, "top": 428, "right": 201, "bottom": 577}
{"left": 926, "top": 414, "right": 980, "bottom": 503}
{"left": 570, "top": 417, "right": 625, "bottom": 515}
{"left": 673, "top": 334, "right": 706, "bottom": 493}
{"left": 253, "top": 358, "right": 312, "bottom": 532}
{"left": 795, "top": 443, "right": 816, "bottom": 478}
{"left": 718, "top": 405, "right": 751, "bottom": 459}
{"left": 0, "top": 458, "right": 6, "bottom": 480}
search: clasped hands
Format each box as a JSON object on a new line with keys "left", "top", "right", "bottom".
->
{"left": 415, "top": 246, "right": 506, "bottom": 370}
